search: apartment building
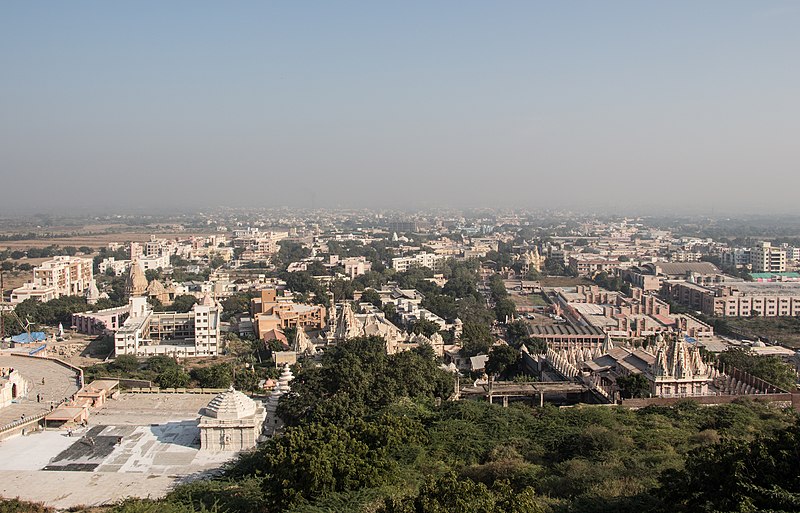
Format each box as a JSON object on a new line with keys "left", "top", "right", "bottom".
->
{"left": 751, "top": 242, "right": 786, "bottom": 273}
{"left": 10, "top": 256, "right": 94, "bottom": 303}
{"left": 99, "top": 257, "right": 131, "bottom": 276}
{"left": 720, "top": 248, "right": 750, "bottom": 268}
{"left": 391, "top": 252, "right": 446, "bottom": 272}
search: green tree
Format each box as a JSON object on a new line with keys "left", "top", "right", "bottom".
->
{"left": 209, "top": 255, "right": 225, "bottom": 269}
{"left": 379, "top": 473, "right": 544, "bottom": 513}
{"left": 410, "top": 318, "right": 440, "bottom": 337}
{"left": 113, "top": 355, "right": 140, "bottom": 373}
{"left": 171, "top": 295, "right": 198, "bottom": 313}
{"left": 259, "top": 418, "right": 419, "bottom": 510}
{"left": 234, "top": 368, "right": 259, "bottom": 392}
{"left": 616, "top": 373, "right": 650, "bottom": 399}
{"left": 506, "top": 321, "right": 528, "bottom": 343}
{"left": 460, "top": 321, "right": 494, "bottom": 357}
{"left": 494, "top": 298, "right": 517, "bottom": 322}
{"left": 191, "top": 363, "right": 233, "bottom": 388}
{"left": 156, "top": 368, "right": 190, "bottom": 389}
{"left": 329, "top": 278, "right": 355, "bottom": 302}
{"left": 486, "top": 344, "right": 521, "bottom": 378}
{"left": 360, "top": 288, "right": 382, "bottom": 308}
{"left": 660, "top": 423, "right": 800, "bottom": 513}
{"left": 718, "top": 347, "right": 796, "bottom": 391}
{"left": 221, "top": 293, "right": 254, "bottom": 321}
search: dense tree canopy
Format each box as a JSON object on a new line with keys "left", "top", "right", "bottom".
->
{"left": 717, "top": 347, "right": 797, "bottom": 392}
{"left": 277, "top": 336, "right": 454, "bottom": 427}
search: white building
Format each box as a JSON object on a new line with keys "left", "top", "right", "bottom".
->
{"left": 114, "top": 294, "right": 222, "bottom": 357}
{"left": 99, "top": 257, "right": 131, "bottom": 276}
{"left": 137, "top": 253, "right": 170, "bottom": 271}
{"left": 199, "top": 387, "right": 266, "bottom": 451}
{"left": 11, "top": 256, "right": 93, "bottom": 303}
{"left": 392, "top": 253, "right": 446, "bottom": 272}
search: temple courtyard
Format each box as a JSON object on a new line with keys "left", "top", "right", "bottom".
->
{"left": 0, "top": 393, "right": 239, "bottom": 509}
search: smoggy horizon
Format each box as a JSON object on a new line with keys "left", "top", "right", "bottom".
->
{"left": 2, "top": 1, "right": 799, "bottom": 215}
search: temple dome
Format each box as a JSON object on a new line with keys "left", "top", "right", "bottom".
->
{"left": 204, "top": 387, "right": 258, "bottom": 420}
{"left": 147, "top": 279, "right": 166, "bottom": 295}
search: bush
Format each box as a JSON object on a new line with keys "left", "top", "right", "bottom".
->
{"left": 113, "top": 355, "right": 140, "bottom": 373}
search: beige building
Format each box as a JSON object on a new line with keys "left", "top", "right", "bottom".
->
{"left": 341, "top": 256, "right": 373, "bottom": 278}
{"left": 11, "top": 256, "right": 93, "bottom": 303}
{"left": 250, "top": 289, "right": 326, "bottom": 339}
{"left": 568, "top": 256, "right": 622, "bottom": 276}
{"left": 663, "top": 280, "right": 800, "bottom": 317}
{"left": 751, "top": 242, "right": 786, "bottom": 273}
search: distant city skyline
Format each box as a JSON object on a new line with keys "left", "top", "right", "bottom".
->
{"left": 2, "top": 1, "right": 799, "bottom": 214}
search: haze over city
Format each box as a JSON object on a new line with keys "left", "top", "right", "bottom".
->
{"left": 2, "top": 1, "right": 799, "bottom": 214}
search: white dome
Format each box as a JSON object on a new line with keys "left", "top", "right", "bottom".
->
{"left": 204, "top": 387, "right": 258, "bottom": 420}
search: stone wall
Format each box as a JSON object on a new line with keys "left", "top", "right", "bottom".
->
{"left": 621, "top": 392, "right": 797, "bottom": 411}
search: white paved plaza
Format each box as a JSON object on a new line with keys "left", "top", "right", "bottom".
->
{"left": 0, "top": 393, "right": 240, "bottom": 509}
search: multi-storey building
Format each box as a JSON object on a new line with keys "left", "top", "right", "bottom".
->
{"left": 250, "top": 289, "right": 326, "bottom": 338}
{"left": 662, "top": 280, "right": 800, "bottom": 317}
{"left": 11, "top": 256, "right": 93, "bottom": 303}
{"left": 568, "top": 256, "right": 623, "bottom": 276}
{"left": 751, "top": 242, "right": 786, "bottom": 273}
{"left": 98, "top": 257, "right": 131, "bottom": 276}
{"left": 114, "top": 295, "right": 221, "bottom": 357}
{"left": 34, "top": 256, "right": 93, "bottom": 296}
{"left": 391, "top": 253, "right": 446, "bottom": 272}
{"left": 720, "top": 248, "right": 750, "bottom": 268}
{"left": 341, "top": 256, "right": 372, "bottom": 278}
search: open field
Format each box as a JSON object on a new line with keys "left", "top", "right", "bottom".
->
{"left": 510, "top": 291, "right": 550, "bottom": 309}
{"left": 0, "top": 231, "right": 214, "bottom": 250}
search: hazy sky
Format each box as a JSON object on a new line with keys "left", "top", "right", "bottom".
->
{"left": 1, "top": 1, "right": 799, "bottom": 215}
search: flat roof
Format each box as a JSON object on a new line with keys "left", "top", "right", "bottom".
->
{"left": 45, "top": 407, "right": 86, "bottom": 421}
{"left": 529, "top": 324, "right": 605, "bottom": 336}
{"left": 731, "top": 282, "right": 800, "bottom": 295}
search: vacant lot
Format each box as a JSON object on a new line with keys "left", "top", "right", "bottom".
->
{"left": 721, "top": 316, "right": 800, "bottom": 349}
{"left": 510, "top": 291, "right": 550, "bottom": 309}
